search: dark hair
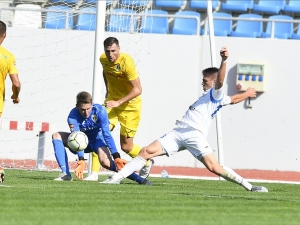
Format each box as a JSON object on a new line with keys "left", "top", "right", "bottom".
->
{"left": 0, "top": 21, "right": 6, "bottom": 36}
{"left": 76, "top": 91, "right": 92, "bottom": 106}
{"left": 202, "top": 67, "right": 219, "bottom": 77}
{"left": 103, "top": 37, "right": 119, "bottom": 48}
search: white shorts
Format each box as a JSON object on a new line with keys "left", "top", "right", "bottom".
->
{"left": 157, "top": 127, "right": 213, "bottom": 160}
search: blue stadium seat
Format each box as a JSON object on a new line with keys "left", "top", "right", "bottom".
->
{"left": 155, "top": 0, "right": 185, "bottom": 8}
{"left": 107, "top": 8, "right": 137, "bottom": 32}
{"left": 75, "top": 7, "right": 96, "bottom": 31}
{"left": 171, "top": 11, "right": 201, "bottom": 35}
{"left": 253, "top": 0, "right": 285, "bottom": 14}
{"left": 140, "top": 10, "right": 169, "bottom": 34}
{"left": 230, "top": 14, "right": 262, "bottom": 38}
{"left": 284, "top": 0, "right": 300, "bottom": 14}
{"left": 292, "top": 24, "right": 300, "bottom": 40}
{"left": 221, "top": 0, "right": 254, "bottom": 12}
{"left": 212, "top": 12, "right": 232, "bottom": 36}
{"left": 190, "top": 0, "right": 219, "bottom": 10}
{"left": 44, "top": 6, "right": 73, "bottom": 29}
{"left": 262, "top": 15, "right": 293, "bottom": 39}
{"left": 120, "top": 0, "right": 150, "bottom": 7}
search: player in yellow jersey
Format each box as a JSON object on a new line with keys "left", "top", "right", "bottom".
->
{"left": 0, "top": 21, "right": 21, "bottom": 183}
{"left": 84, "top": 37, "right": 153, "bottom": 181}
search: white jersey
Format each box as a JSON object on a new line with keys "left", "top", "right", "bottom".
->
{"left": 176, "top": 86, "right": 231, "bottom": 137}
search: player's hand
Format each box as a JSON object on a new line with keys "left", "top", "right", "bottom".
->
{"left": 74, "top": 160, "right": 86, "bottom": 180}
{"left": 246, "top": 87, "right": 256, "bottom": 98}
{"left": 105, "top": 100, "right": 121, "bottom": 108}
{"left": 0, "top": 167, "right": 5, "bottom": 183}
{"left": 11, "top": 95, "right": 20, "bottom": 104}
{"left": 114, "top": 158, "right": 127, "bottom": 171}
{"left": 220, "top": 47, "right": 228, "bottom": 61}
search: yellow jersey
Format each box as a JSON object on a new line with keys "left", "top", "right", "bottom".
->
{"left": 100, "top": 53, "right": 142, "bottom": 110}
{"left": 0, "top": 46, "right": 18, "bottom": 98}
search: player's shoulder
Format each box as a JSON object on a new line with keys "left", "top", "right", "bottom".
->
{"left": 119, "top": 53, "right": 134, "bottom": 62}
{"left": 0, "top": 46, "right": 15, "bottom": 58}
{"left": 92, "top": 103, "right": 105, "bottom": 112}
{"left": 100, "top": 53, "right": 108, "bottom": 63}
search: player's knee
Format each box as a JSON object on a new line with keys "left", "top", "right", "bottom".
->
{"left": 52, "top": 132, "right": 60, "bottom": 140}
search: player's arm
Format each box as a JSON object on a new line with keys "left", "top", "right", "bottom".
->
{"left": 68, "top": 114, "right": 86, "bottom": 179}
{"left": 230, "top": 87, "right": 256, "bottom": 104}
{"left": 105, "top": 77, "right": 142, "bottom": 108}
{"left": 98, "top": 108, "right": 127, "bottom": 169}
{"left": 102, "top": 71, "right": 108, "bottom": 98}
{"left": 215, "top": 47, "right": 229, "bottom": 90}
{"left": 9, "top": 73, "right": 21, "bottom": 104}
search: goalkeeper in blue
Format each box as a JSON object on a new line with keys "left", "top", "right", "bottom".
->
{"left": 52, "top": 91, "right": 152, "bottom": 185}
{"left": 100, "top": 47, "right": 268, "bottom": 192}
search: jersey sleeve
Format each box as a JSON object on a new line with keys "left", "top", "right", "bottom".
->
{"left": 124, "top": 55, "right": 138, "bottom": 81}
{"left": 97, "top": 106, "right": 118, "bottom": 154}
{"left": 9, "top": 53, "right": 18, "bottom": 75}
{"left": 67, "top": 109, "right": 80, "bottom": 132}
{"left": 221, "top": 96, "right": 232, "bottom": 106}
{"left": 212, "top": 85, "right": 225, "bottom": 101}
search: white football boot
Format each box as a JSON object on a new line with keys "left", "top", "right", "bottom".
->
{"left": 139, "top": 159, "right": 154, "bottom": 179}
{"left": 54, "top": 173, "right": 73, "bottom": 181}
{"left": 83, "top": 172, "right": 99, "bottom": 181}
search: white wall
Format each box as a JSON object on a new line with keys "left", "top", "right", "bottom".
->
{"left": 0, "top": 27, "right": 299, "bottom": 172}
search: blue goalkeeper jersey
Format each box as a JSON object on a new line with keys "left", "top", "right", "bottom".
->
{"left": 67, "top": 103, "right": 118, "bottom": 154}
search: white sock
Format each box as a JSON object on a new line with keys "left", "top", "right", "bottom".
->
{"left": 221, "top": 166, "right": 252, "bottom": 191}
{"left": 112, "top": 156, "right": 147, "bottom": 181}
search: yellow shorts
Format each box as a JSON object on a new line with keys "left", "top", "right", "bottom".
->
{"left": 106, "top": 105, "right": 141, "bottom": 138}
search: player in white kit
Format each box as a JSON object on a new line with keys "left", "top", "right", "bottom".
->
{"left": 100, "top": 47, "right": 268, "bottom": 192}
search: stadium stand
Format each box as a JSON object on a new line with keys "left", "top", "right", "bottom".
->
{"left": 230, "top": 13, "right": 263, "bottom": 38}
{"left": 252, "top": 0, "right": 285, "bottom": 15}
{"left": 210, "top": 12, "right": 232, "bottom": 36}
{"left": 155, "top": 0, "right": 186, "bottom": 11}
{"left": 12, "top": 3, "right": 42, "bottom": 28}
{"left": 283, "top": 0, "right": 300, "bottom": 14}
{"left": 189, "top": 0, "right": 219, "bottom": 11}
{"left": 221, "top": 0, "right": 254, "bottom": 13}
{"left": 44, "top": 5, "right": 73, "bottom": 29}
{"left": 107, "top": 8, "right": 137, "bottom": 32}
{"left": 171, "top": 10, "right": 200, "bottom": 35}
{"left": 75, "top": 7, "right": 96, "bottom": 31}
{"left": 140, "top": 9, "right": 169, "bottom": 34}
{"left": 119, "top": 0, "right": 151, "bottom": 7}
{"left": 262, "top": 15, "right": 293, "bottom": 39}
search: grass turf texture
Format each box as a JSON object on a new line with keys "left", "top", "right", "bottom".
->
{"left": 1, "top": 170, "right": 299, "bottom": 225}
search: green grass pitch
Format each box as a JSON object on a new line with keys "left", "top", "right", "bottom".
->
{"left": 1, "top": 169, "right": 300, "bottom": 225}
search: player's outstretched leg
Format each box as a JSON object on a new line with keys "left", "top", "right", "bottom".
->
{"left": 100, "top": 156, "right": 147, "bottom": 184}
{"left": 201, "top": 154, "right": 268, "bottom": 192}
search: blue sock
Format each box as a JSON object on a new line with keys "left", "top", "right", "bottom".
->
{"left": 127, "top": 173, "right": 144, "bottom": 184}
{"left": 53, "top": 140, "right": 71, "bottom": 176}
{"left": 109, "top": 161, "right": 144, "bottom": 184}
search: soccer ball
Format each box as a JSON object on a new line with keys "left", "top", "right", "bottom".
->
{"left": 67, "top": 131, "right": 88, "bottom": 152}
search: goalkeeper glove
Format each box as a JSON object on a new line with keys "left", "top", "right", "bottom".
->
{"left": 74, "top": 157, "right": 86, "bottom": 180}
{"left": 0, "top": 167, "right": 5, "bottom": 183}
{"left": 112, "top": 152, "right": 127, "bottom": 171}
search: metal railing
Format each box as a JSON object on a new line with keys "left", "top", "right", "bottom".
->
{"left": 203, "top": 17, "right": 300, "bottom": 38}
{"left": 0, "top": 6, "right": 299, "bottom": 38}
